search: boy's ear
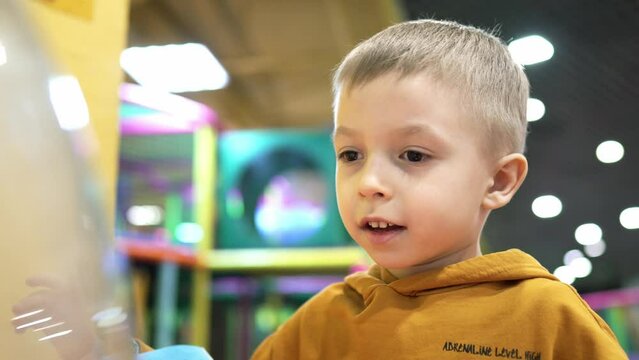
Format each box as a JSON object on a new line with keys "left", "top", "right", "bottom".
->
{"left": 482, "top": 153, "right": 528, "bottom": 210}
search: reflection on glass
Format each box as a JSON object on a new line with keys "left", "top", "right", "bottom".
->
{"left": 0, "top": 41, "right": 7, "bottom": 65}
{"left": 255, "top": 170, "right": 327, "bottom": 246}
{"left": 48, "top": 75, "right": 90, "bottom": 131}
{"left": 38, "top": 330, "right": 73, "bottom": 342}
{"left": 34, "top": 322, "right": 65, "bottom": 332}
{"left": 0, "top": 1, "right": 134, "bottom": 359}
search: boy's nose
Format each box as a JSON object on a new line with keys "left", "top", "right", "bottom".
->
{"left": 357, "top": 160, "right": 392, "bottom": 199}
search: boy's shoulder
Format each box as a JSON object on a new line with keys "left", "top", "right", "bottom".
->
{"left": 510, "top": 275, "right": 614, "bottom": 329}
{"left": 512, "top": 275, "right": 593, "bottom": 309}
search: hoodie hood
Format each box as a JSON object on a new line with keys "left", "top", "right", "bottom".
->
{"left": 253, "top": 248, "right": 628, "bottom": 359}
{"left": 345, "top": 249, "right": 557, "bottom": 299}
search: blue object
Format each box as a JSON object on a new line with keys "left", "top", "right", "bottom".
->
{"left": 138, "top": 345, "right": 213, "bottom": 360}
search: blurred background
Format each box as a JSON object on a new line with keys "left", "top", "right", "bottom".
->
{"left": 23, "top": 0, "right": 639, "bottom": 358}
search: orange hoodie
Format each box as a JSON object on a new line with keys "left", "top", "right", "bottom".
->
{"left": 252, "top": 249, "right": 627, "bottom": 359}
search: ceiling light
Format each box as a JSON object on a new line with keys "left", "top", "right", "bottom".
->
{"left": 126, "top": 205, "right": 163, "bottom": 226}
{"left": 563, "top": 249, "right": 585, "bottom": 266}
{"left": 570, "top": 257, "right": 593, "bottom": 278}
{"left": 596, "top": 140, "right": 624, "bottom": 164}
{"left": 120, "top": 43, "right": 229, "bottom": 93}
{"left": 620, "top": 207, "right": 639, "bottom": 230}
{"left": 531, "top": 195, "right": 562, "bottom": 218}
{"left": 584, "top": 239, "right": 606, "bottom": 258}
{"left": 508, "top": 35, "right": 554, "bottom": 66}
{"left": 574, "top": 223, "right": 603, "bottom": 245}
{"left": 527, "top": 98, "right": 545, "bottom": 122}
{"left": 553, "top": 266, "right": 575, "bottom": 284}
{"left": 0, "top": 42, "right": 6, "bottom": 66}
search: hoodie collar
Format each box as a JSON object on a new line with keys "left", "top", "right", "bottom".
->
{"left": 346, "top": 249, "right": 556, "bottom": 297}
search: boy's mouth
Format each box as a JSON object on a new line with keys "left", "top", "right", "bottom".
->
{"left": 361, "top": 220, "right": 406, "bottom": 244}
{"left": 363, "top": 221, "right": 406, "bottom": 232}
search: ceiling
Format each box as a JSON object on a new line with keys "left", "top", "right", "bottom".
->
{"left": 126, "top": 0, "right": 639, "bottom": 292}
{"left": 128, "top": 0, "right": 402, "bottom": 128}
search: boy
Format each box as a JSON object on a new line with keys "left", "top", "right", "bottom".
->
{"left": 251, "top": 19, "right": 627, "bottom": 359}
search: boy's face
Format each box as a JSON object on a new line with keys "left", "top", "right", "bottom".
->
{"left": 333, "top": 72, "right": 497, "bottom": 275}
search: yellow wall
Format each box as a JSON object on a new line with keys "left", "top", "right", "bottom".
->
{"left": 24, "top": 0, "right": 130, "bottom": 226}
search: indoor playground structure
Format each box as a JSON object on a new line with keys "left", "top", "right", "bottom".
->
{"left": 116, "top": 83, "right": 366, "bottom": 358}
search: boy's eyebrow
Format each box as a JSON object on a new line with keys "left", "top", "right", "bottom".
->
{"left": 331, "top": 126, "right": 357, "bottom": 141}
{"left": 396, "top": 124, "right": 435, "bottom": 136}
{"left": 395, "top": 124, "right": 447, "bottom": 141}
{"left": 333, "top": 124, "right": 445, "bottom": 141}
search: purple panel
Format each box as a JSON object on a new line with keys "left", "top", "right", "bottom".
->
{"left": 119, "top": 83, "right": 221, "bottom": 136}
{"left": 582, "top": 287, "right": 639, "bottom": 310}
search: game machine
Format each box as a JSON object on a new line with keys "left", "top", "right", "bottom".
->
{"left": 0, "top": 1, "right": 209, "bottom": 359}
{"left": 0, "top": 4, "right": 133, "bottom": 359}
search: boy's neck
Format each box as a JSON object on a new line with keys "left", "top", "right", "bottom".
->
{"left": 387, "top": 243, "right": 482, "bottom": 279}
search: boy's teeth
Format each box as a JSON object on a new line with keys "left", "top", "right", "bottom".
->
{"left": 368, "top": 221, "right": 394, "bottom": 229}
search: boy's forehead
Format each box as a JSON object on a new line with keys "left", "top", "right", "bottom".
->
{"left": 332, "top": 86, "right": 500, "bottom": 161}
{"left": 334, "top": 72, "right": 468, "bottom": 113}
{"left": 333, "top": 73, "right": 468, "bottom": 123}
{"left": 337, "top": 70, "right": 458, "bottom": 95}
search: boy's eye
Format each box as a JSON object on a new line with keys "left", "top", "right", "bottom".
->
{"left": 401, "top": 150, "right": 427, "bottom": 162}
{"left": 338, "top": 150, "right": 360, "bottom": 162}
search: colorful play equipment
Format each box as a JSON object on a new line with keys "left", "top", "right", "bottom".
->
{"left": 116, "top": 83, "right": 366, "bottom": 353}
{"left": 583, "top": 287, "right": 639, "bottom": 355}
{"left": 118, "top": 82, "right": 219, "bottom": 349}
{"left": 217, "top": 129, "right": 349, "bottom": 249}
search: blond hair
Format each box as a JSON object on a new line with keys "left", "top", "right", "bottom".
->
{"left": 333, "top": 19, "right": 530, "bottom": 155}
